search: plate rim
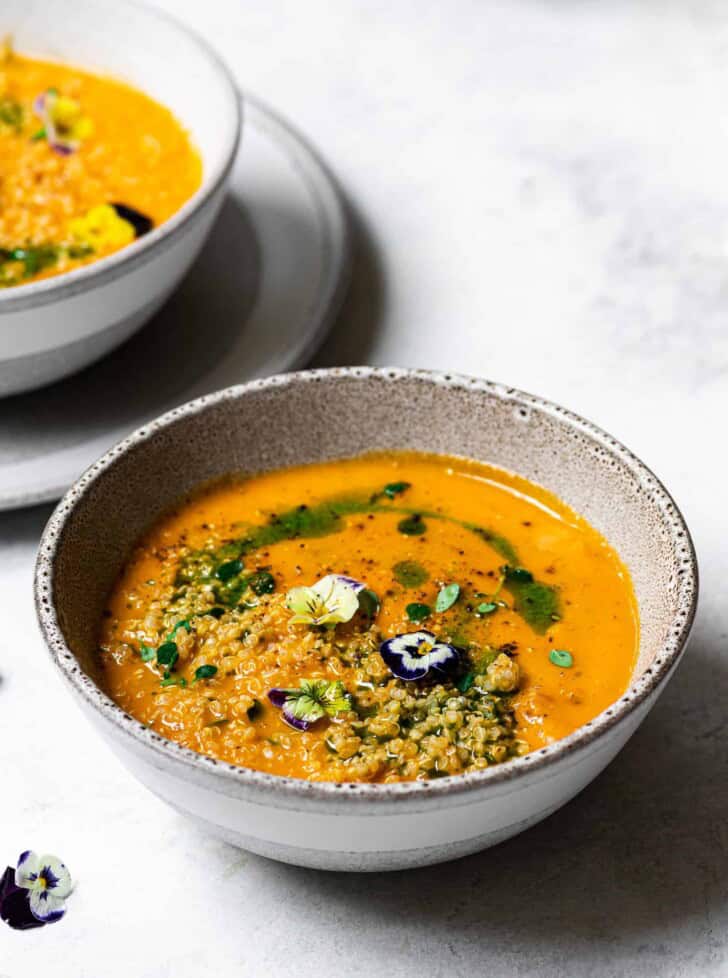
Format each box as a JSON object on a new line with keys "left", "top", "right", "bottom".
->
{"left": 0, "top": 92, "right": 352, "bottom": 511}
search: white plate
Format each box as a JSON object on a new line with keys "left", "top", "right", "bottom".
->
{"left": 0, "top": 94, "right": 350, "bottom": 510}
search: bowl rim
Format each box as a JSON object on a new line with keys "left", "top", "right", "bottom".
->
{"left": 0, "top": 0, "right": 242, "bottom": 312}
{"left": 34, "top": 367, "right": 699, "bottom": 807}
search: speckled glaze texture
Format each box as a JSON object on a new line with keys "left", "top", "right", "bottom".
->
{"left": 34, "top": 368, "right": 698, "bottom": 870}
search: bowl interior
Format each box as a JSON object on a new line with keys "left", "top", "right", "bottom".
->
{"left": 3, "top": 0, "right": 239, "bottom": 185}
{"left": 46, "top": 370, "right": 695, "bottom": 702}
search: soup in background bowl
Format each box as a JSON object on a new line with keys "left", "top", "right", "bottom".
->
{"left": 35, "top": 368, "right": 697, "bottom": 871}
{"left": 0, "top": 42, "right": 201, "bottom": 287}
{"left": 0, "top": 0, "right": 240, "bottom": 396}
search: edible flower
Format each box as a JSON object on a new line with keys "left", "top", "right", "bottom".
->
{"left": 33, "top": 89, "right": 93, "bottom": 153}
{"left": 285, "top": 574, "right": 364, "bottom": 627}
{"left": 69, "top": 204, "right": 136, "bottom": 251}
{"left": 0, "top": 851, "right": 72, "bottom": 928}
{"left": 380, "top": 630, "right": 460, "bottom": 681}
{"left": 268, "top": 679, "right": 351, "bottom": 731}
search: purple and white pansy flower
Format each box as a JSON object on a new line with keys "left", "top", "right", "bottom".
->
{"left": 380, "top": 630, "right": 460, "bottom": 681}
{"left": 9, "top": 851, "right": 72, "bottom": 925}
{"left": 33, "top": 90, "right": 93, "bottom": 155}
{"left": 268, "top": 679, "right": 352, "bottom": 731}
{"left": 285, "top": 574, "right": 365, "bottom": 627}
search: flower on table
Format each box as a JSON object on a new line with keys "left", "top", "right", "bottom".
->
{"left": 380, "top": 630, "right": 460, "bottom": 681}
{"left": 268, "top": 679, "right": 351, "bottom": 731}
{"left": 0, "top": 851, "right": 72, "bottom": 929}
{"left": 285, "top": 574, "right": 365, "bottom": 627}
{"left": 33, "top": 89, "right": 93, "bottom": 153}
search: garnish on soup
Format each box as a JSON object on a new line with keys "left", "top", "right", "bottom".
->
{"left": 98, "top": 452, "right": 639, "bottom": 783}
{"left": 0, "top": 41, "right": 200, "bottom": 286}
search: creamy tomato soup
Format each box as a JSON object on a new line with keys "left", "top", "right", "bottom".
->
{"left": 0, "top": 43, "right": 201, "bottom": 286}
{"left": 98, "top": 453, "right": 639, "bottom": 783}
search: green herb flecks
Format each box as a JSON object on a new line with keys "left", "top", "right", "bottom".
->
{"left": 160, "top": 675, "right": 187, "bottom": 688}
{"left": 371, "top": 481, "right": 412, "bottom": 503}
{"left": 0, "top": 242, "right": 94, "bottom": 288}
{"left": 174, "top": 484, "right": 557, "bottom": 631}
{"left": 216, "top": 559, "right": 243, "bottom": 582}
{"left": 398, "top": 514, "right": 426, "bottom": 536}
{"left": 502, "top": 565, "right": 559, "bottom": 634}
{"left": 247, "top": 570, "right": 275, "bottom": 595}
{"left": 0, "top": 97, "right": 24, "bottom": 132}
{"left": 193, "top": 664, "right": 218, "bottom": 682}
{"left": 476, "top": 602, "right": 498, "bottom": 616}
{"left": 139, "top": 643, "right": 156, "bottom": 662}
{"left": 393, "top": 560, "right": 429, "bottom": 588}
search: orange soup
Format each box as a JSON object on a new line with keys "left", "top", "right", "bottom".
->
{"left": 98, "top": 453, "right": 639, "bottom": 782}
{"left": 0, "top": 43, "right": 201, "bottom": 286}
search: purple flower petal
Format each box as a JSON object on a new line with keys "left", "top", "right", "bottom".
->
{"left": 281, "top": 702, "right": 314, "bottom": 731}
{"left": 380, "top": 630, "right": 460, "bottom": 681}
{"left": 331, "top": 575, "right": 365, "bottom": 593}
{"left": 267, "top": 688, "right": 292, "bottom": 709}
{"left": 0, "top": 867, "right": 44, "bottom": 931}
{"left": 49, "top": 141, "right": 74, "bottom": 156}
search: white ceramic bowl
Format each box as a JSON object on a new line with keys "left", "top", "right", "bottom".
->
{"left": 34, "top": 369, "right": 698, "bottom": 871}
{"left": 0, "top": 0, "right": 241, "bottom": 396}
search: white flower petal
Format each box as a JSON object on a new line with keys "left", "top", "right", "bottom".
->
{"left": 285, "top": 586, "right": 320, "bottom": 619}
{"left": 29, "top": 888, "right": 66, "bottom": 923}
{"left": 15, "top": 850, "right": 40, "bottom": 889}
{"left": 37, "top": 855, "right": 72, "bottom": 899}
{"left": 312, "top": 577, "right": 359, "bottom": 623}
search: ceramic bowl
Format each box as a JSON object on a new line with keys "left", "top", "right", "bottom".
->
{"left": 34, "top": 368, "right": 698, "bottom": 871}
{"left": 0, "top": 0, "right": 241, "bottom": 397}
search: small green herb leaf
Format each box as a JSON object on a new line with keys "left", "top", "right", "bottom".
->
{"left": 505, "top": 566, "right": 533, "bottom": 583}
{"left": 435, "top": 583, "right": 460, "bottom": 612}
{"left": 358, "top": 588, "right": 380, "bottom": 620}
{"left": 167, "top": 619, "right": 191, "bottom": 639}
{"left": 156, "top": 641, "right": 179, "bottom": 668}
{"left": 160, "top": 675, "right": 187, "bottom": 688}
{"left": 216, "top": 559, "right": 243, "bottom": 581}
{"left": 392, "top": 560, "right": 429, "bottom": 588}
{"left": 139, "top": 643, "right": 156, "bottom": 662}
{"left": 457, "top": 672, "right": 475, "bottom": 693}
{"left": 406, "top": 602, "right": 431, "bottom": 623}
{"left": 549, "top": 649, "right": 573, "bottom": 668}
{"left": 248, "top": 570, "right": 275, "bottom": 595}
{"left": 398, "top": 514, "right": 426, "bottom": 536}
{"left": 476, "top": 602, "right": 498, "bottom": 616}
{"left": 194, "top": 664, "right": 218, "bottom": 682}
{"left": 383, "top": 481, "right": 411, "bottom": 499}
{"left": 247, "top": 699, "right": 262, "bottom": 720}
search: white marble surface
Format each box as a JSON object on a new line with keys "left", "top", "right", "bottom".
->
{"left": 1, "top": 2, "right": 726, "bottom": 975}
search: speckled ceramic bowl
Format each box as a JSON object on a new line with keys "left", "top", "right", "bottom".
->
{"left": 0, "top": 0, "right": 241, "bottom": 396}
{"left": 34, "top": 368, "right": 698, "bottom": 871}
